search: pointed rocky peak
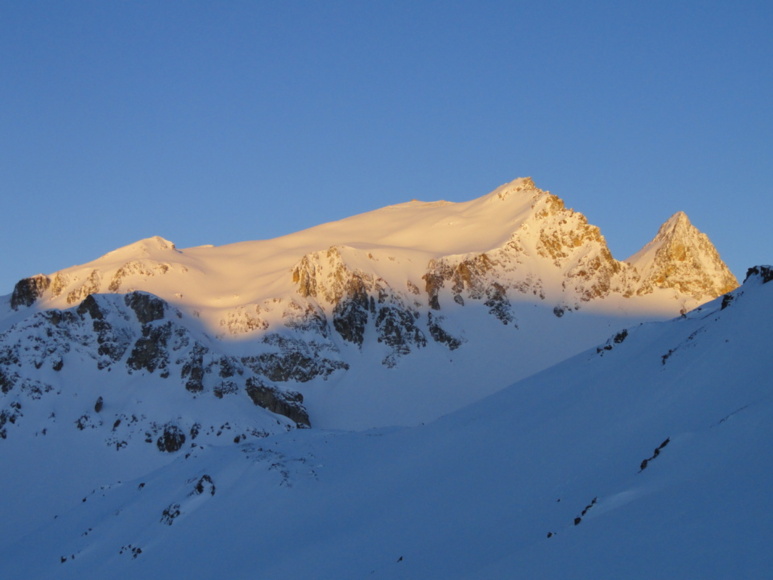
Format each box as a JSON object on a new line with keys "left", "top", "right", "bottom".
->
{"left": 651, "top": 211, "right": 692, "bottom": 241}
{"left": 491, "top": 177, "right": 539, "bottom": 201}
{"left": 626, "top": 212, "right": 738, "bottom": 302}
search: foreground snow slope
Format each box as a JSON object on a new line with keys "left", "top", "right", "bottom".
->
{"left": 1, "top": 267, "right": 769, "bottom": 579}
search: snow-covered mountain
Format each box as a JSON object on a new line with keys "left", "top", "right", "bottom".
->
{"left": 0, "top": 177, "right": 754, "bottom": 578}
{"left": 0, "top": 252, "right": 769, "bottom": 578}
{"left": 1, "top": 178, "right": 737, "bottom": 433}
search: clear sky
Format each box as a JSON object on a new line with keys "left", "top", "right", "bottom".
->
{"left": 2, "top": 1, "right": 771, "bottom": 295}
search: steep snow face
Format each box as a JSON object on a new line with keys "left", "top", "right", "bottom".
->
{"left": 626, "top": 211, "right": 738, "bottom": 301}
{"left": 0, "top": 267, "right": 769, "bottom": 580}
{"left": 0, "top": 178, "right": 738, "bottom": 429}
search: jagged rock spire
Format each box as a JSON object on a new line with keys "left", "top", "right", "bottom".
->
{"left": 626, "top": 212, "right": 738, "bottom": 301}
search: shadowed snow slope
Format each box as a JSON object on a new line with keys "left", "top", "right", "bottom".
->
{"left": 0, "top": 267, "right": 770, "bottom": 579}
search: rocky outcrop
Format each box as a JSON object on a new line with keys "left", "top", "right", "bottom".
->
{"left": 242, "top": 334, "right": 348, "bottom": 382}
{"left": 156, "top": 424, "right": 186, "bottom": 453}
{"left": 427, "top": 313, "right": 462, "bottom": 350}
{"left": 421, "top": 188, "right": 633, "bottom": 313}
{"left": 744, "top": 265, "right": 773, "bottom": 284}
{"left": 245, "top": 378, "right": 310, "bottom": 427}
{"left": 67, "top": 270, "right": 102, "bottom": 305}
{"left": 125, "top": 292, "right": 167, "bottom": 324}
{"left": 126, "top": 321, "right": 173, "bottom": 376}
{"left": 293, "top": 247, "right": 435, "bottom": 364}
{"left": 10, "top": 275, "right": 51, "bottom": 310}
{"left": 108, "top": 260, "right": 171, "bottom": 292}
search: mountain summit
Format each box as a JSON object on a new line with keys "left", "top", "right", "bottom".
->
{"left": 626, "top": 211, "right": 738, "bottom": 301}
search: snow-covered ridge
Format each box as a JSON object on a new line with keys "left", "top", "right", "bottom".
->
{"left": 5, "top": 177, "right": 736, "bottom": 319}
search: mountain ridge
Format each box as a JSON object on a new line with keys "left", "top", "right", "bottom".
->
{"left": 2, "top": 178, "right": 738, "bottom": 429}
{"left": 7, "top": 177, "right": 735, "bottom": 314}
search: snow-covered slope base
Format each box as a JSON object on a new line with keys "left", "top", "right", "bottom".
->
{"left": 1, "top": 267, "right": 770, "bottom": 579}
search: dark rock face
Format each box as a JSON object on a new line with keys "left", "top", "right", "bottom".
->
{"left": 484, "top": 283, "right": 515, "bottom": 325}
{"left": 242, "top": 334, "right": 348, "bottom": 383}
{"left": 181, "top": 344, "right": 208, "bottom": 393}
{"left": 427, "top": 313, "right": 462, "bottom": 350}
{"left": 10, "top": 275, "right": 51, "bottom": 310}
{"left": 193, "top": 474, "right": 216, "bottom": 496}
{"left": 127, "top": 322, "right": 172, "bottom": 375}
{"left": 76, "top": 295, "right": 105, "bottom": 320}
{"left": 0, "top": 403, "right": 23, "bottom": 439}
{"left": 74, "top": 299, "right": 132, "bottom": 368}
{"left": 291, "top": 247, "right": 470, "bottom": 365}
{"left": 125, "top": 292, "right": 166, "bottom": 324}
{"left": 246, "top": 350, "right": 346, "bottom": 383}
{"left": 596, "top": 328, "right": 629, "bottom": 355}
{"left": 160, "top": 503, "right": 181, "bottom": 524}
{"left": 156, "top": 424, "right": 186, "bottom": 452}
{"left": 0, "top": 369, "right": 14, "bottom": 394}
{"left": 745, "top": 265, "right": 773, "bottom": 284}
{"left": 332, "top": 276, "right": 371, "bottom": 346}
{"left": 376, "top": 305, "right": 427, "bottom": 367}
{"left": 639, "top": 437, "right": 670, "bottom": 472}
{"left": 245, "top": 378, "right": 310, "bottom": 427}
{"left": 0, "top": 291, "right": 315, "bottom": 449}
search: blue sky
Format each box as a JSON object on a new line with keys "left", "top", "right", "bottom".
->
{"left": 2, "top": 1, "right": 771, "bottom": 294}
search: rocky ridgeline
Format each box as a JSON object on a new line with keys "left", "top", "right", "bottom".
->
{"left": 10, "top": 259, "right": 186, "bottom": 310}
